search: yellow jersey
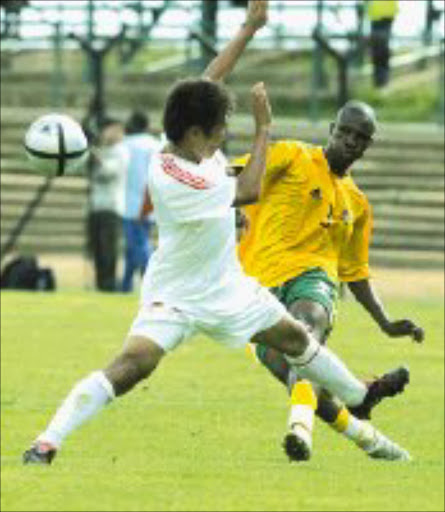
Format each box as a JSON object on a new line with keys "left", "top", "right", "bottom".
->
{"left": 235, "top": 140, "right": 372, "bottom": 287}
{"left": 367, "top": 0, "right": 398, "bottom": 21}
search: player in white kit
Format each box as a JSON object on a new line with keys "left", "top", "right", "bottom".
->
{"left": 23, "top": 1, "right": 409, "bottom": 465}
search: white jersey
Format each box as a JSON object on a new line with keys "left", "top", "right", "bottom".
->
{"left": 141, "top": 150, "right": 256, "bottom": 314}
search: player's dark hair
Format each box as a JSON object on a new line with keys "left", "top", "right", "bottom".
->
{"left": 163, "top": 78, "right": 234, "bottom": 143}
{"left": 126, "top": 110, "right": 149, "bottom": 134}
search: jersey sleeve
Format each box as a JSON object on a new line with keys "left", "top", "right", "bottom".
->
{"left": 230, "top": 140, "right": 304, "bottom": 179}
{"left": 338, "top": 197, "right": 372, "bottom": 282}
{"left": 153, "top": 155, "right": 236, "bottom": 223}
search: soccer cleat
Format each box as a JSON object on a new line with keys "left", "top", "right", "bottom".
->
{"left": 367, "top": 434, "right": 412, "bottom": 462}
{"left": 283, "top": 423, "right": 312, "bottom": 462}
{"left": 348, "top": 366, "right": 410, "bottom": 420}
{"left": 22, "top": 441, "right": 57, "bottom": 465}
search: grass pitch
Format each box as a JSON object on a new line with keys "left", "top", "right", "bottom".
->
{"left": 1, "top": 289, "right": 444, "bottom": 511}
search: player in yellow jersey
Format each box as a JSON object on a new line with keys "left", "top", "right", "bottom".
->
{"left": 235, "top": 100, "right": 425, "bottom": 462}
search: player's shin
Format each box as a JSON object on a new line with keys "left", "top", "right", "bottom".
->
{"left": 36, "top": 371, "right": 115, "bottom": 449}
{"left": 284, "top": 379, "right": 318, "bottom": 460}
{"left": 284, "top": 334, "right": 367, "bottom": 407}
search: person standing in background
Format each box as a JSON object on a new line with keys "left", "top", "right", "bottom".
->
{"left": 87, "top": 118, "right": 129, "bottom": 292}
{"left": 121, "top": 110, "right": 162, "bottom": 293}
{"left": 366, "top": 0, "right": 398, "bottom": 88}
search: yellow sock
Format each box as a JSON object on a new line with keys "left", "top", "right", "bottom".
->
{"left": 245, "top": 343, "right": 258, "bottom": 363}
{"left": 332, "top": 406, "right": 350, "bottom": 433}
{"left": 290, "top": 380, "right": 318, "bottom": 409}
{"left": 288, "top": 380, "right": 318, "bottom": 443}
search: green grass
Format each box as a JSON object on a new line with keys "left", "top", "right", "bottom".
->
{"left": 1, "top": 290, "right": 444, "bottom": 511}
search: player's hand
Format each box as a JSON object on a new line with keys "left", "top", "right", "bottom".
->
{"left": 251, "top": 81, "right": 272, "bottom": 130}
{"left": 382, "top": 319, "right": 425, "bottom": 343}
{"left": 245, "top": 0, "right": 268, "bottom": 30}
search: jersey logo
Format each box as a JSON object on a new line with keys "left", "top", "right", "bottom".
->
{"left": 320, "top": 204, "right": 334, "bottom": 228}
{"left": 341, "top": 209, "right": 352, "bottom": 223}
{"left": 310, "top": 187, "right": 322, "bottom": 200}
{"left": 320, "top": 205, "right": 352, "bottom": 228}
{"left": 161, "top": 154, "right": 212, "bottom": 190}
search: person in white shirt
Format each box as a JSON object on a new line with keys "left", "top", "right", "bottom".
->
{"left": 87, "top": 118, "right": 129, "bottom": 292}
{"left": 23, "top": 1, "right": 409, "bottom": 465}
{"left": 121, "top": 110, "right": 162, "bottom": 292}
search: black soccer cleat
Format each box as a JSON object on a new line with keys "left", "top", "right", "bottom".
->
{"left": 22, "top": 442, "right": 57, "bottom": 465}
{"left": 349, "top": 365, "right": 410, "bottom": 420}
{"left": 283, "top": 431, "right": 312, "bottom": 462}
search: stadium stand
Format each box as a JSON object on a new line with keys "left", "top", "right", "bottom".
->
{"left": 1, "top": 107, "right": 443, "bottom": 269}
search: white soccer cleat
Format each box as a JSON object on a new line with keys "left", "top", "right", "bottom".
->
{"left": 367, "top": 432, "right": 412, "bottom": 461}
{"left": 283, "top": 423, "right": 313, "bottom": 462}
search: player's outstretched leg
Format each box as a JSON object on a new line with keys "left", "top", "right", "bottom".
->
{"left": 23, "top": 336, "right": 164, "bottom": 465}
{"left": 250, "top": 346, "right": 410, "bottom": 462}
{"left": 252, "top": 315, "right": 410, "bottom": 422}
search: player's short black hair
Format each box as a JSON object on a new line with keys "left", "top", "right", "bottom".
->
{"left": 163, "top": 78, "right": 234, "bottom": 143}
{"left": 126, "top": 110, "right": 149, "bottom": 134}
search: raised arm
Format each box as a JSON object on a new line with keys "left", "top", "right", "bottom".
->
{"left": 233, "top": 81, "right": 271, "bottom": 206}
{"left": 203, "top": 0, "right": 268, "bottom": 82}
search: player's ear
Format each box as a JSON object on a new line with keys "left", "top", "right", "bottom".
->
{"left": 329, "top": 122, "right": 335, "bottom": 135}
{"left": 188, "top": 126, "right": 202, "bottom": 140}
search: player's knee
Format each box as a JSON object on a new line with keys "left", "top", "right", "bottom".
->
{"left": 289, "top": 300, "right": 330, "bottom": 344}
{"left": 286, "top": 319, "right": 312, "bottom": 356}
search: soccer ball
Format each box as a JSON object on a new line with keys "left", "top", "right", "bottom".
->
{"left": 24, "top": 113, "right": 89, "bottom": 177}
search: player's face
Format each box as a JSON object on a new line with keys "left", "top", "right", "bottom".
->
{"left": 326, "top": 110, "right": 374, "bottom": 174}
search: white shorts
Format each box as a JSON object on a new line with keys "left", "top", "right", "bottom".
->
{"left": 127, "top": 281, "right": 287, "bottom": 352}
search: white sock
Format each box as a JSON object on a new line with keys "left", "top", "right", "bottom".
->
{"left": 343, "top": 417, "right": 406, "bottom": 457}
{"left": 37, "top": 371, "right": 115, "bottom": 449}
{"left": 342, "top": 414, "right": 376, "bottom": 450}
{"left": 332, "top": 407, "right": 410, "bottom": 459}
{"left": 285, "top": 335, "right": 367, "bottom": 406}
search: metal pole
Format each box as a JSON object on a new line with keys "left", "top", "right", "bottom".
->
{"left": 438, "top": 37, "right": 444, "bottom": 125}
{"left": 315, "top": 0, "right": 327, "bottom": 88}
{"left": 354, "top": 0, "right": 365, "bottom": 68}
{"left": 274, "top": 0, "right": 284, "bottom": 49}
{"left": 310, "top": 0, "right": 326, "bottom": 121}
{"left": 0, "top": 175, "right": 54, "bottom": 262}
{"left": 84, "top": 0, "right": 95, "bottom": 82}
{"left": 200, "top": 0, "right": 218, "bottom": 69}
{"left": 51, "top": 21, "right": 63, "bottom": 108}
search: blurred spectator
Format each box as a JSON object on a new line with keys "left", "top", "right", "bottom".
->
{"left": 87, "top": 118, "right": 129, "bottom": 292}
{"left": 365, "top": 0, "right": 398, "bottom": 88}
{"left": 0, "top": 0, "right": 29, "bottom": 39}
{"left": 121, "top": 110, "right": 162, "bottom": 293}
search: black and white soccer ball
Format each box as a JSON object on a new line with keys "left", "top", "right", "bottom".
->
{"left": 24, "top": 113, "right": 89, "bottom": 177}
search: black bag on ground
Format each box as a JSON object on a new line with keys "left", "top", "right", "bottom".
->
{"left": 0, "top": 256, "right": 56, "bottom": 291}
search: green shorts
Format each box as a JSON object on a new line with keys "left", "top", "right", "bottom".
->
{"left": 270, "top": 268, "right": 338, "bottom": 327}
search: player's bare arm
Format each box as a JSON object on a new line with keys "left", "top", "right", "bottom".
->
{"left": 233, "top": 81, "right": 271, "bottom": 206}
{"left": 347, "top": 279, "right": 425, "bottom": 343}
{"left": 203, "top": 0, "right": 268, "bottom": 82}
